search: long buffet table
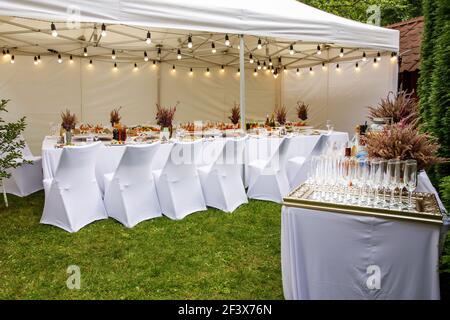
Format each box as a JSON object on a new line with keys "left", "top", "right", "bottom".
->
{"left": 42, "top": 131, "right": 349, "bottom": 194}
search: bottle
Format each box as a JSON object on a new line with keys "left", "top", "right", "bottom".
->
{"left": 265, "top": 114, "right": 270, "bottom": 127}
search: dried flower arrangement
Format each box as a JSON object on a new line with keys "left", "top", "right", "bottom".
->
{"left": 60, "top": 109, "right": 77, "bottom": 131}
{"left": 296, "top": 101, "right": 309, "bottom": 121}
{"left": 368, "top": 90, "right": 419, "bottom": 126}
{"left": 275, "top": 105, "right": 287, "bottom": 125}
{"left": 228, "top": 103, "right": 241, "bottom": 125}
{"left": 365, "top": 121, "right": 446, "bottom": 171}
{"left": 156, "top": 101, "right": 179, "bottom": 128}
{"left": 110, "top": 106, "right": 122, "bottom": 127}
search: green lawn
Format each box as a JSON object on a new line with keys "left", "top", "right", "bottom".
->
{"left": 0, "top": 191, "right": 449, "bottom": 300}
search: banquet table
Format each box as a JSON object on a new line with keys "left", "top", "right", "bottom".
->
{"left": 281, "top": 173, "right": 448, "bottom": 300}
{"left": 42, "top": 131, "right": 348, "bottom": 194}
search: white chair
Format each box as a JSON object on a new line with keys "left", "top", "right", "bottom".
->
{"left": 153, "top": 140, "right": 207, "bottom": 220}
{"left": 3, "top": 137, "right": 43, "bottom": 197}
{"left": 198, "top": 138, "right": 248, "bottom": 212}
{"left": 247, "top": 136, "right": 292, "bottom": 203}
{"left": 104, "top": 143, "right": 162, "bottom": 227}
{"left": 40, "top": 142, "right": 107, "bottom": 232}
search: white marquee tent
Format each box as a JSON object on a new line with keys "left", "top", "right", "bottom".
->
{"left": 0, "top": 0, "right": 399, "bottom": 154}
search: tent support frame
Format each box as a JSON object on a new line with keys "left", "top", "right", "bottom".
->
{"left": 239, "top": 35, "right": 245, "bottom": 131}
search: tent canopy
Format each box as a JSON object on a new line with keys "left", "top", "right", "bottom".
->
{"left": 1, "top": 0, "right": 399, "bottom": 51}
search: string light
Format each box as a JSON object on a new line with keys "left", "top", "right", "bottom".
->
{"left": 172, "top": 65, "right": 176, "bottom": 72}
{"left": 336, "top": 63, "right": 340, "bottom": 70}
{"left": 90, "top": 59, "right": 93, "bottom": 66}
{"left": 177, "top": 49, "right": 182, "bottom": 60}
{"left": 2, "top": 49, "right": 5, "bottom": 56}
{"left": 144, "top": 51, "right": 149, "bottom": 62}
{"left": 257, "top": 38, "right": 262, "bottom": 50}
{"left": 189, "top": 68, "right": 193, "bottom": 76}
{"left": 377, "top": 52, "right": 381, "bottom": 61}
{"left": 283, "top": 66, "right": 287, "bottom": 73}
{"left": 317, "top": 44, "right": 322, "bottom": 55}
{"left": 309, "top": 67, "right": 313, "bottom": 74}
{"left": 111, "top": 49, "right": 116, "bottom": 60}
{"left": 339, "top": 48, "right": 344, "bottom": 57}
{"left": 153, "top": 60, "right": 157, "bottom": 67}
{"left": 278, "top": 57, "right": 282, "bottom": 65}
{"left": 10, "top": 55, "right": 14, "bottom": 64}
{"left": 51, "top": 22, "right": 57, "bottom": 37}
{"left": 146, "top": 31, "right": 151, "bottom": 44}
{"left": 274, "top": 69, "right": 279, "bottom": 79}
{"left": 101, "top": 23, "right": 107, "bottom": 37}
{"left": 271, "top": 65, "right": 274, "bottom": 73}
{"left": 391, "top": 52, "right": 398, "bottom": 62}
{"left": 34, "top": 56, "right": 38, "bottom": 65}
{"left": 263, "top": 61, "right": 267, "bottom": 70}
{"left": 257, "top": 60, "right": 261, "bottom": 70}
{"left": 187, "top": 35, "right": 193, "bottom": 48}
{"left": 157, "top": 48, "right": 161, "bottom": 58}
{"left": 373, "top": 57, "right": 378, "bottom": 65}
{"left": 237, "top": 68, "right": 240, "bottom": 75}
{"left": 206, "top": 67, "right": 210, "bottom": 75}
{"left": 362, "top": 52, "right": 367, "bottom": 62}
{"left": 58, "top": 54, "right": 62, "bottom": 63}
{"left": 296, "top": 68, "right": 300, "bottom": 76}
{"left": 221, "top": 65, "right": 225, "bottom": 72}
{"left": 225, "top": 34, "right": 230, "bottom": 46}
{"left": 84, "top": 47, "right": 88, "bottom": 57}
{"left": 37, "top": 55, "right": 41, "bottom": 63}
{"left": 249, "top": 53, "right": 254, "bottom": 64}
{"left": 211, "top": 42, "right": 216, "bottom": 54}
{"left": 269, "top": 57, "right": 272, "bottom": 66}
{"left": 289, "top": 45, "right": 294, "bottom": 55}
{"left": 322, "top": 62, "right": 326, "bottom": 70}
{"left": 134, "top": 63, "right": 138, "bottom": 71}
{"left": 355, "top": 62, "right": 360, "bottom": 71}
{"left": 69, "top": 55, "right": 73, "bottom": 64}
{"left": 114, "top": 62, "right": 117, "bottom": 70}
{"left": 254, "top": 68, "right": 258, "bottom": 76}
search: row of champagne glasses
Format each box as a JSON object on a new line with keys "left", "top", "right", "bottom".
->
{"left": 307, "top": 156, "right": 418, "bottom": 210}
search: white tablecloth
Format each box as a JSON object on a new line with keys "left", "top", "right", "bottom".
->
{"left": 281, "top": 172, "right": 447, "bottom": 300}
{"left": 42, "top": 131, "right": 348, "bottom": 193}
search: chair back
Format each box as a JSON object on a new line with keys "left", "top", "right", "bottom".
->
{"left": 162, "top": 140, "right": 202, "bottom": 180}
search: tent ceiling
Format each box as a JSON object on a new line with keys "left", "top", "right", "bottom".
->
{"left": 0, "top": 16, "right": 395, "bottom": 71}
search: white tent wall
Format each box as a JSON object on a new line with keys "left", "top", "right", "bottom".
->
{"left": 160, "top": 64, "right": 277, "bottom": 123}
{"left": 0, "top": 55, "right": 158, "bottom": 154}
{"left": 282, "top": 57, "right": 398, "bottom": 134}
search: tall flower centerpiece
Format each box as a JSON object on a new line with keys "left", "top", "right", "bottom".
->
{"left": 110, "top": 107, "right": 122, "bottom": 127}
{"left": 155, "top": 102, "right": 178, "bottom": 138}
{"left": 228, "top": 103, "right": 241, "bottom": 128}
{"left": 296, "top": 101, "right": 309, "bottom": 123}
{"left": 275, "top": 105, "right": 287, "bottom": 126}
{"left": 61, "top": 109, "right": 77, "bottom": 145}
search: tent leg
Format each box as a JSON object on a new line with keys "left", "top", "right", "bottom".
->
{"left": 1, "top": 179, "right": 8, "bottom": 208}
{"left": 239, "top": 35, "right": 246, "bottom": 131}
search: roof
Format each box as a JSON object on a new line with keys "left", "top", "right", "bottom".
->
{"left": 388, "top": 16, "right": 424, "bottom": 72}
{"left": 0, "top": 0, "right": 399, "bottom": 51}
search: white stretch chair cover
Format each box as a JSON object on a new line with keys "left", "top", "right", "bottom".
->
{"left": 154, "top": 140, "right": 207, "bottom": 220}
{"left": 247, "top": 136, "right": 292, "bottom": 203}
{"left": 104, "top": 143, "right": 162, "bottom": 227}
{"left": 3, "top": 136, "right": 43, "bottom": 197}
{"left": 40, "top": 142, "right": 107, "bottom": 232}
{"left": 198, "top": 137, "right": 248, "bottom": 212}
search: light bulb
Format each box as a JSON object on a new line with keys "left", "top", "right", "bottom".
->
{"left": 206, "top": 67, "right": 210, "bottom": 75}
{"left": 221, "top": 65, "right": 225, "bottom": 72}
{"left": 51, "top": 22, "right": 57, "bottom": 37}
{"left": 177, "top": 49, "right": 181, "bottom": 60}
{"left": 289, "top": 45, "right": 294, "bottom": 55}
{"left": 146, "top": 31, "right": 151, "bottom": 44}
{"left": 237, "top": 68, "right": 240, "bottom": 75}
{"left": 114, "top": 62, "right": 117, "bottom": 70}
{"left": 84, "top": 47, "right": 88, "bottom": 57}
{"left": 101, "top": 23, "right": 107, "bottom": 37}
{"left": 362, "top": 52, "right": 367, "bottom": 62}
{"left": 296, "top": 68, "right": 300, "bottom": 76}
{"left": 112, "top": 49, "right": 116, "bottom": 60}
{"left": 317, "top": 44, "right": 321, "bottom": 55}
{"left": 283, "top": 66, "right": 287, "bottom": 73}
{"left": 37, "top": 55, "right": 41, "bottom": 63}
{"left": 69, "top": 55, "right": 73, "bottom": 64}
{"left": 257, "top": 38, "right": 262, "bottom": 50}
{"left": 172, "top": 65, "right": 176, "bottom": 72}
{"left": 355, "top": 62, "right": 360, "bottom": 71}
{"left": 211, "top": 42, "right": 216, "bottom": 53}
{"left": 189, "top": 68, "right": 193, "bottom": 76}
{"left": 377, "top": 52, "right": 381, "bottom": 61}
{"left": 254, "top": 68, "right": 258, "bottom": 76}
{"left": 322, "top": 62, "right": 326, "bottom": 70}
{"left": 225, "top": 34, "right": 230, "bottom": 46}
{"left": 336, "top": 63, "right": 340, "bottom": 70}
{"left": 339, "top": 48, "right": 344, "bottom": 57}
{"left": 58, "top": 54, "right": 62, "bottom": 63}
{"left": 269, "top": 58, "right": 272, "bottom": 66}
{"left": 34, "top": 56, "right": 38, "bottom": 65}
{"left": 271, "top": 66, "right": 274, "bottom": 73}
{"left": 309, "top": 67, "right": 313, "bottom": 74}
{"left": 10, "top": 55, "right": 14, "bottom": 64}
{"left": 153, "top": 60, "right": 157, "bottom": 68}
{"left": 2, "top": 49, "right": 5, "bottom": 56}
{"left": 90, "top": 59, "right": 93, "bottom": 66}
{"left": 263, "top": 61, "right": 267, "bottom": 70}
{"left": 144, "top": 51, "right": 148, "bottom": 62}
{"left": 187, "top": 35, "right": 193, "bottom": 48}
{"left": 249, "top": 54, "right": 254, "bottom": 64}
{"left": 373, "top": 57, "right": 378, "bottom": 65}
{"left": 257, "top": 61, "right": 261, "bottom": 70}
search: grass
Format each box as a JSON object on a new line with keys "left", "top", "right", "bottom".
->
{"left": 0, "top": 191, "right": 449, "bottom": 300}
{"left": 0, "top": 191, "right": 283, "bottom": 299}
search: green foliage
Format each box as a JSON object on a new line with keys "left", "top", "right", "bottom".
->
{"left": 0, "top": 99, "right": 28, "bottom": 180}
{"left": 300, "top": 0, "right": 422, "bottom": 26}
{"left": 440, "top": 176, "right": 450, "bottom": 212}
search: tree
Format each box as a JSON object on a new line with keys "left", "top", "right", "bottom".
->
{"left": 300, "top": 0, "right": 422, "bottom": 26}
{"left": 0, "top": 99, "right": 29, "bottom": 206}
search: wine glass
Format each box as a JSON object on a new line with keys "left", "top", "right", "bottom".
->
{"left": 355, "top": 159, "right": 368, "bottom": 205}
{"left": 369, "top": 159, "right": 380, "bottom": 206}
{"left": 326, "top": 120, "right": 332, "bottom": 134}
{"left": 387, "top": 160, "right": 398, "bottom": 208}
{"left": 404, "top": 160, "right": 418, "bottom": 210}
{"left": 396, "top": 161, "right": 406, "bottom": 210}
{"left": 376, "top": 159, "right": 387, "bottom": 207}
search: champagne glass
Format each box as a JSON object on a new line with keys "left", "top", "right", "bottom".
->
{"left": 387, "top": 160, "right": 398, "bottom": 208}
{"left": 370, "top": 159, "right": 381, "bottom": 206}
{"left": 396, "top": 161, "right": 406, "bottom": 210}
{"left": 404, "top": 160, "right": 418, "bottom": 210}
{"left": 355, "top": 159, "right": 368, "bottom": 205}
{"left": 377, "top": 160, "right": 387, "bottom": 207}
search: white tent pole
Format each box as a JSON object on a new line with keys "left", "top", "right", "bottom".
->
{"left": 1, "top": 179, "right": 8, "bottom": 208}
{"left": 239, "top": 35, "right": 246, "bottom": 131}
